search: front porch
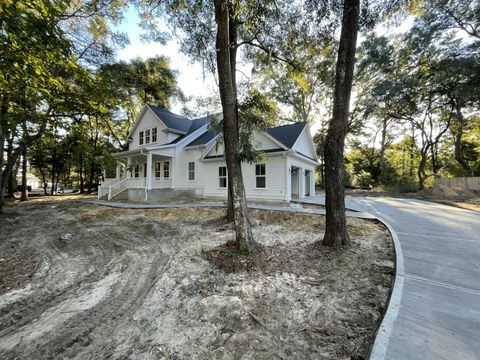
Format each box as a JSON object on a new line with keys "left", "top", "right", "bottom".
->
{"left": 99, "top": 149, "right": 175, "bottom": 201}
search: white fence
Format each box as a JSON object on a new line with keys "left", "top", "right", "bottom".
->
{"left": 434, "top": 177, "right": 480, "bottom": 192}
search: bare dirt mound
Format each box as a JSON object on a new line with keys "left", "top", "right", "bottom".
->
{"left": 0, "top": 200, "right": 393, "bottom": 360}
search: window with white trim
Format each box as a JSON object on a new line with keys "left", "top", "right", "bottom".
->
{"left": 134, "top": 164, "right": 140, "bottom": 178}
{"left": 139, "top": 131, "right": 144, "bottom": 145}
{"left": 255, "top": 164, "right": 266, "bottom": 188}
{"left": 145, "top": 129, "right": 150, "bottom": 144}
{"left": 219, "top": 166, "right": 227, "bottom": 188}
{"left": 155, "top": 162, "right": 161, "bottom": 179}
{"left": 163, "top": 161, "right": 170, "bottom": 179}
{"left": 152, "top": 127, "right": 157, "bottom": 142}
{"left": 188, "top": 162, "right": 195, "bottom": 180}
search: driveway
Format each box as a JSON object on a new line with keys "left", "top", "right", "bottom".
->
{"left": 302, "top": 195, "right": 480, "bottom": 360}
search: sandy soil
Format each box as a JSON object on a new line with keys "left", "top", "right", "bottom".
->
{"left": 0, "top": 198, "right": 393, "bottom": 360}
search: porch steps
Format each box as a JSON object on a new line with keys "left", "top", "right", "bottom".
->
{"left": 111, "top": 190, "right": 128, "bottom": 201}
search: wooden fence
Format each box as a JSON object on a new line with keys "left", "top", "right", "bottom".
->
{"left": 434, "top": 177, "right": 480, "bottom": 191}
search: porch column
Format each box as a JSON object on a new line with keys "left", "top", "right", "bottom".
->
{"left": 146, "top": 152, "right": 152, "bottom": 190}
{"left": 310, "top": 170, "right": 315, "bottom": 196}
{"left": 115, "top": 163, "right": 121, "bottom": 180}
{"left": 298, "top": 167, "right": 305, "bottom": 199}
{"left": 170, "top": 157, "right": 175, "bottom": 188}
{"left": 285, "top": 158, "right": 291, "bottom": 201}
{"left": 126, "top": 157, "right": 132, "bottom": 179}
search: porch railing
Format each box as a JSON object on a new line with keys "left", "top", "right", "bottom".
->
{"left": 98, "top": 178, "right": 119, "bottom": 199}
{"left": 101, "top": 177, "right": 173, "bottom": 201}
{"left": 108, "top": 178, "right": 129, "bottom": 200}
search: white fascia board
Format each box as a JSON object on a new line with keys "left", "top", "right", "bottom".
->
{"left": 288, "top": 150, "right": 320, "bottom": 166}
{"left": 174, "top": 123, "right": 210, "bottom": 148}
{"left": 199, "top": 134, "right": 221, "bottom": 161}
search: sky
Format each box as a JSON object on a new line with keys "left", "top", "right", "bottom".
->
{"left": 114, "top": 6, "right": 219, "bottom": 113}
{"left": 113, "top": 6, "right": 415, "bottom": 136}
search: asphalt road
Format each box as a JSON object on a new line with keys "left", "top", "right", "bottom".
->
{"left": 304, "top": 195, "right": 480, "bottom": 360}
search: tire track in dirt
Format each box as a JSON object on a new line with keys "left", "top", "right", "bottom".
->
{"left": 0, "top": 203, "right": 180, "bottom": 360}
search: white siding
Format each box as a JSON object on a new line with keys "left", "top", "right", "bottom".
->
{"left": 250, "top": 132, "right": 281, "bottom": 150}
{"left": 292, "top": 127, "right": 317, "bottom": 159}
{"left": 173, "top": 148, "right": 205, "bottom": 192}
{"left": 130, "top": 108, "right": 167, "bottom": 150}
{"left": 167, "top": 132, "right": 181, "bottom": 143}
{"left": 201, "top": 155, "right": 286, "bottom": 200}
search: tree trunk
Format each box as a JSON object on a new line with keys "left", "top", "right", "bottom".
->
{"left": 20, "top": 146, "right": 28, "bottom": 201}
{"left": 214, "top": 0, "right": 257, "bottom": 252}
{"left": 380, "top": 118, "right": 388, "bottom": 184}
{"left": 409, "top": 126, "right": 415, "bottom": 178}
{"left": 88, "top": 160, "right": 95, "bottom": 193}
{"left": 225, "top": 2, "right": 238, "bottom": 223}
{"left": 39, "top": 168, "right": 47, "bottom": 195}
{"left": 454, "top": 105, "right": 474, "bottom": 176}
{"left": 51, "top": 146, "right": 57, "bottom": 196}
{"left": 418, "top": 150, "right": 428, "bottom": 190}
{"left": 79, "top": 154, "right": 85, "bottom": 193}
{"left": 0, "top": 129, "right": 5, "bottom": 213}
{"left": 227, "top": 182, "right": 234, "bottom": 221}
{"left": 6, "top": 138, "right": 15, "bottom": 198}
{"left": 7, "top": 169, "right": 15, "bottom": 198}
{"left": 322, "top": 0, "right": 359, "bottom": 248}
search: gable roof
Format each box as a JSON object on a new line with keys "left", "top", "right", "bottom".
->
{"left": 169, "top": 116, "right": 209, "bottom": 144}
{"left": 266, "top": 122, "right": 308, "bottom": 149}
{"left": 185, "top": 121, "right": 309, "bottom": 150}
{"left": 148, "top": 105, "right": 193, "bottom": 134}
{"left": 185, "top": 129, "right": 217, "bottom": 147}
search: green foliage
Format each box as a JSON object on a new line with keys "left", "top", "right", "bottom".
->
{"left": 351, "top": 170, "right": 374, "bottom": 189}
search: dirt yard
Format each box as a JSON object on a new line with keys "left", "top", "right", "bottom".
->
{"left": 0, "top": 197, "right": 394, "bottom": 359}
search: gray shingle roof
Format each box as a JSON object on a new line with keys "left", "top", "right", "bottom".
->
{"left": 266, "top": 122, "right": 307, "bottom": 149}
{"left": 145, "top": 104, "right": 308, "bottom": 150}
{"left": 185, "top": 129, "right": 217, "bottom": 147}
{"left": 185, "top": 121, "right": 307, "bottom": 150}
{"left": 148, "top": 105, "right": 193, "bottom": 133}
{"left": 169, "top": 117, "right": 208, "bottom": 144}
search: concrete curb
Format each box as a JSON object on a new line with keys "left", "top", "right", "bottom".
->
{"left": 342, "top": 200, "right": 405, "bottom": 360}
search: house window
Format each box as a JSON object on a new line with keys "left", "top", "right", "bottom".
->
{"left": 163, "top": 161, "right": 170, "bottom": 179}
{"left": 255, "top": 164, "right": 266, "bottom": 188}
{"left": 134, "top": 164, "right": 140, "bottom": 178}
{"left": 188, "top": 162, "right": 195, "bottom": 180}
{"left": 152, "top": 127, "right": 157, "bottom": 142}
{"left": 155, "top": 162, "right": 161, "bottom": 179}
{"left": 219, "top": 166, "right": 227, "bottom": 188}
{"left": 145, "top": 129, "right": 150, "bottom": 144}
{"left": 139, "top": 131, "right": 144, "bottom": 145}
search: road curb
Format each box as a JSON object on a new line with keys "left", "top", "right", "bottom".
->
{"left": 342, "top": 200, "right": 405, "bottom": 360}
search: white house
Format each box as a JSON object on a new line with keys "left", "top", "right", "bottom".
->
{"left": 99, "top": 104, "right": 318, "bottom": 202}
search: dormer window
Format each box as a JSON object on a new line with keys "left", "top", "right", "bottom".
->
{"left": 139, "top": 131, "right": 144, "bottom": 145}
